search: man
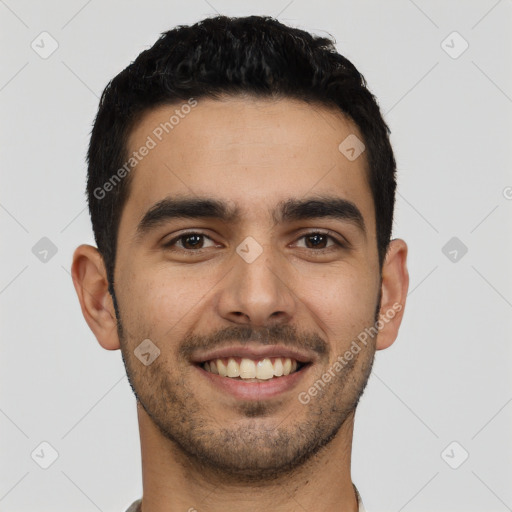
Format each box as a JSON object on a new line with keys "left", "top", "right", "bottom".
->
{"left": 71, "top": 15, "right": 408, "bottom": 512}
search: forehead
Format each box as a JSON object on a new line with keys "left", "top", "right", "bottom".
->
{"left": 122, "top": 96, "right": 374, "bottom": 232}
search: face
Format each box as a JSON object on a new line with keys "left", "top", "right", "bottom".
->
{"left": 111, "top": 96, "right": 383, "bottom": 479}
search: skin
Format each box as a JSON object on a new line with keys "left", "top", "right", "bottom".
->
{"left": 72, "top": 96, "right": 409, "bottom": 512}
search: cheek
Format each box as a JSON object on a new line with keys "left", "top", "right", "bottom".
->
{"left": 298, "top": 268, "right": 378, "bottom": 346}
{"left": 122, "top": 267, "right": 214, "bottom": 339}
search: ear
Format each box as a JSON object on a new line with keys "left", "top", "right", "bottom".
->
{"left": 376, "top": 238, "right": 409, "bottom": 350}
{"left": 71, "top": 244, "right": 121, "bottom": 351}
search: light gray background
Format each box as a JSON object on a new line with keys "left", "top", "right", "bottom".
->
{"left": 1, "top": 1, "right": 511, "bottom": 510}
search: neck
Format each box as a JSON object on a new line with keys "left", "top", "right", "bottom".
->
{"left": 136, "top": 403, "right": 359, "bottom": 512}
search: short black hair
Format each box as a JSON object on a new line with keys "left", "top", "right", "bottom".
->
{"left": 87, "top": 15, "right": 396, "bottom": 294}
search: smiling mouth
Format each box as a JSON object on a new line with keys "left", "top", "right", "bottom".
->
{"left": 200, "top": 357, "right": 307, "bottom": 381}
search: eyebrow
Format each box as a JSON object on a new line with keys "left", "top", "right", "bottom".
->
{"left": 135, "top": 195, "right": 366, "bottom": 238}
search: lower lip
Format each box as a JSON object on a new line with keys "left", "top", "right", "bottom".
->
{"left": 195, "top": 364, "right": 311, "bottom": 400}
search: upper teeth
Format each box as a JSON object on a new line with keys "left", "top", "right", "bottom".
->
{"left": 204, "top": 357, "right": 299, "bottom": 380}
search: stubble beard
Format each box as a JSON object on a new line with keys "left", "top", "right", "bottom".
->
{"left": 113, "top": 290, "right": 379, "bottom": 483}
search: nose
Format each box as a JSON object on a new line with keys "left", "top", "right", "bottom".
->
{"left": 216, "top": 245, "right": 297, "bottom": 327}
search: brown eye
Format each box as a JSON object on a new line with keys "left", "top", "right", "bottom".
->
{"left": 181, "top": 234, "right": 204, "bottom": 249}
{"left": 296, "top": 232, "right": 341, "bottom": 250}
{"left": 304, "top": 233, "right": 329, "bottom": 249}
{"left": 163, "top": 232, "right": 217, "bottom": 251}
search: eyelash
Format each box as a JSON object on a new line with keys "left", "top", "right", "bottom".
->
{"left": 162, "top": 230, "right": 347, "bottom": 252}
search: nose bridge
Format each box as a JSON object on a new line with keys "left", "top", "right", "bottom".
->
{"left": 218, "top": 238, "right": 296, "bottom": 325}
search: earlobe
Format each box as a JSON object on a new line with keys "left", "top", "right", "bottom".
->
{"left": 71, "top": 244, "right": 121, "bottom": 351}
{"left": 375, "top": 238, "right": 409, "bottom": 351}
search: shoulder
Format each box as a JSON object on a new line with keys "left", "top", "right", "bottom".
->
{"left": 125, "top": 498, "right": 142, "bottom": 512}
{"left": 354, "top": 484, "right": 367, "bottom": 512}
